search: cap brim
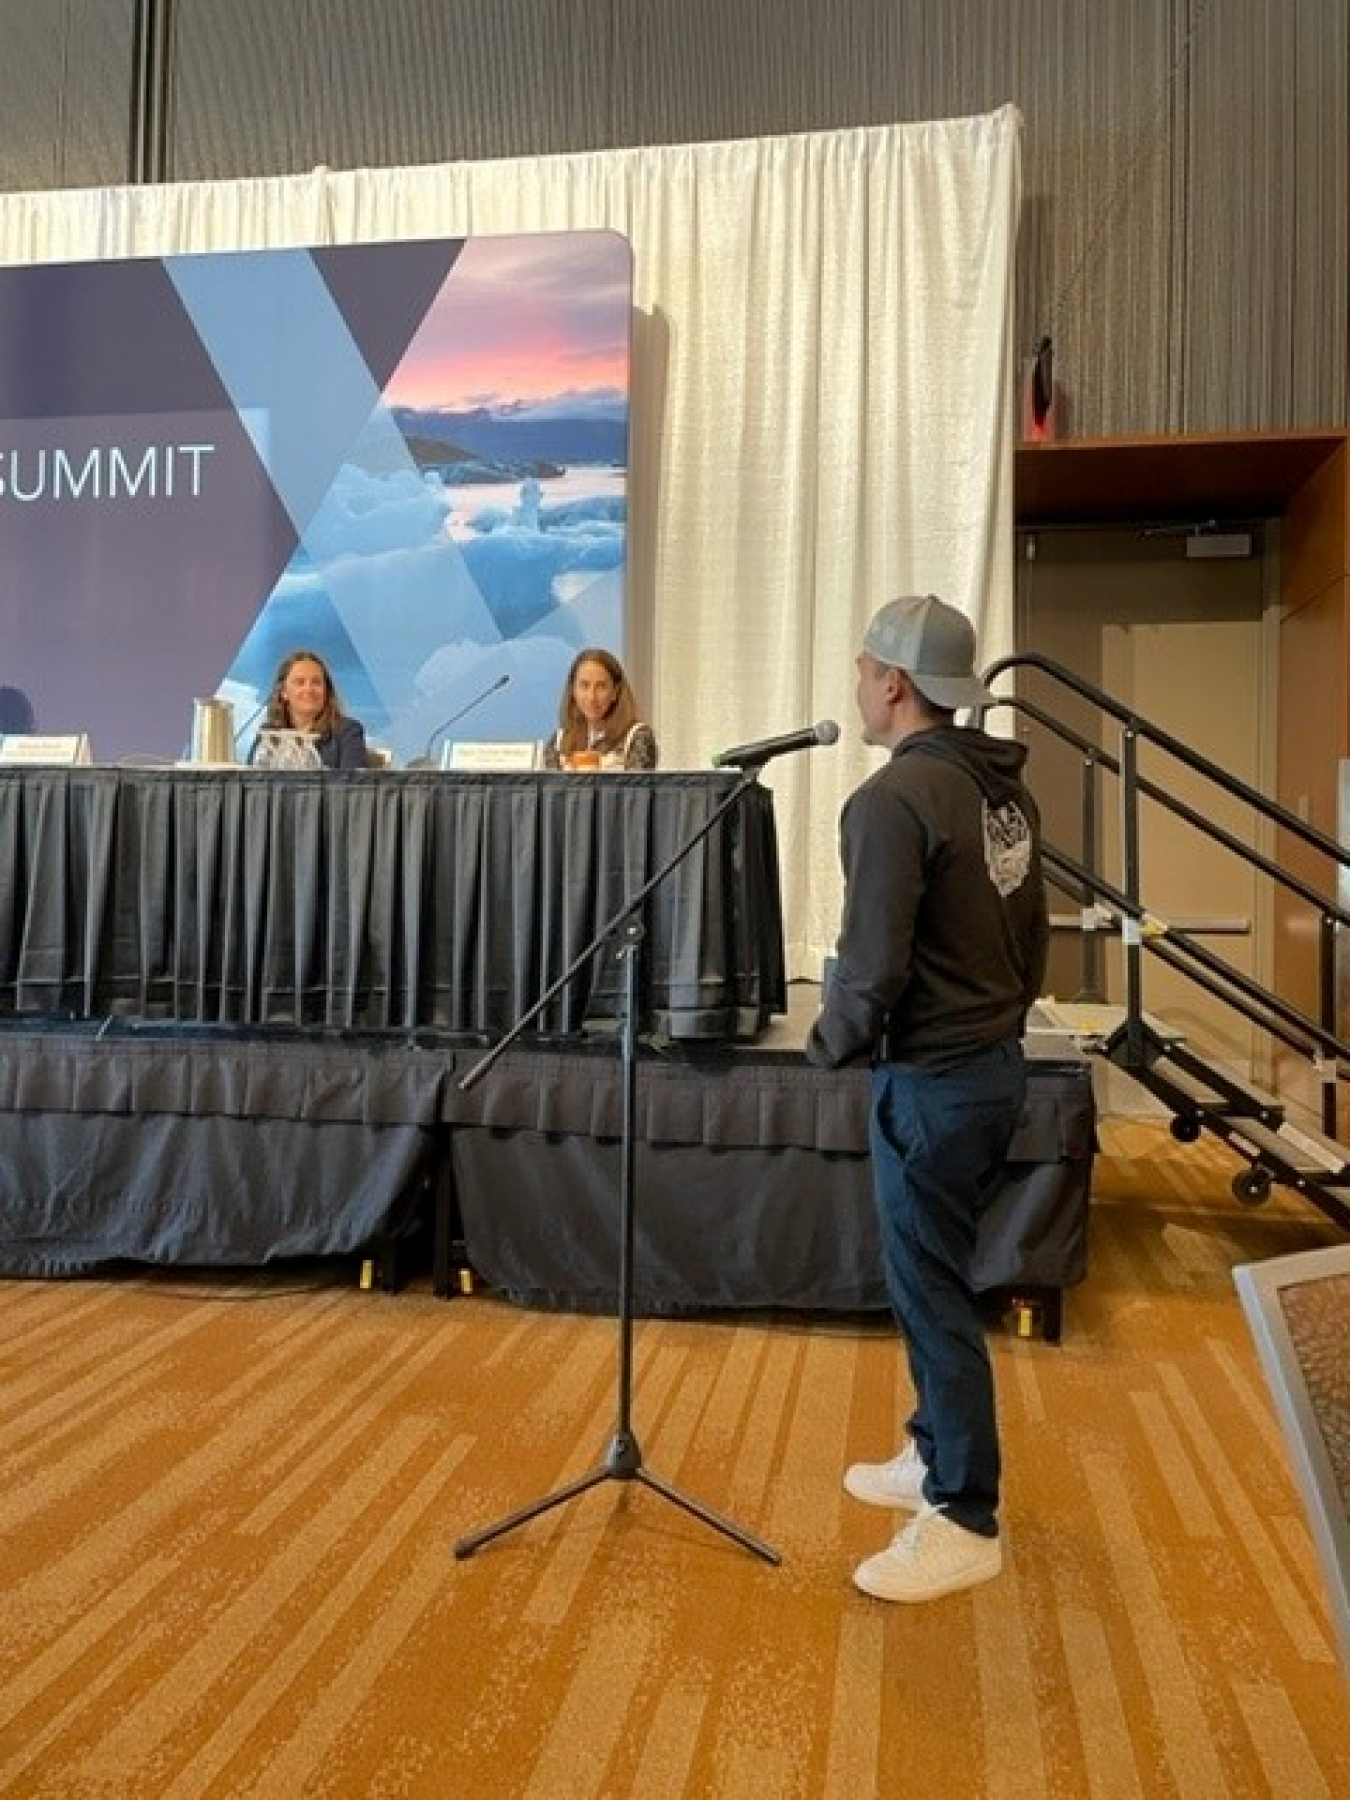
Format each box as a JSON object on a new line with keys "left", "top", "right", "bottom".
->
{"left": 910, "top": 672, "right": 998, "bottom": 710}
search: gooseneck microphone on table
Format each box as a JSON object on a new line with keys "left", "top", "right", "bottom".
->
{"left": 410, "top": 672, "right": 513, "bottom": 768}
{"left": 231, "top": 700, "right": 268, "bottom": 753}
{"left": 711, "top": 718, "right": 840, "bottom": 770}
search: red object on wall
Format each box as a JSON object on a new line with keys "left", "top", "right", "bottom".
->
{"left": 1024, "top": 335, "right": 1056, "bottom": 441}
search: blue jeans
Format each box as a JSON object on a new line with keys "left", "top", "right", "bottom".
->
{"left": 868, "top": 1037, "right": 1028, "bottom": 1537}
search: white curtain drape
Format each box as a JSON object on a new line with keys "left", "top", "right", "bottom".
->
{"left": 0, "top": 108, "right": 1021, "bottom": 977}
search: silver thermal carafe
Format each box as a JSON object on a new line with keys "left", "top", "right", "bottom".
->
{"left": 189, "top": 697, "right": 236, "bottom": 764}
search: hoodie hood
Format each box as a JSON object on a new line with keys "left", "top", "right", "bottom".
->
{"left": 892, "top": 723, "right": 1029, "bottom": 805}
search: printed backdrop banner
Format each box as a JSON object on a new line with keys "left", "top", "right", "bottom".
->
{"left": 0, "top": 229, "right": 632, "bottom": 764}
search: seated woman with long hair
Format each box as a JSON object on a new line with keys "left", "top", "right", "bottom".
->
{"left": 258, "top": 649, "right": 368, "bottom": 770}
{"left": 541, "top": 647, "right": 657, "bottom": 771}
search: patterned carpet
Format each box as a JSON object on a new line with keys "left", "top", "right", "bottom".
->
{"left": 0, "top": 1120, "right": 1346, "bottom": 1798}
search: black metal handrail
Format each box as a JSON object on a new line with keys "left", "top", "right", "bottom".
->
{"left": 1008, "top": 691, "right": 1350, "bottom": 925}
{"left": 1041, "top": 844, "right": 1343, "bottom": 1065}
{"left": 983, "top": 650, "right": 1350, "bottom": 1133}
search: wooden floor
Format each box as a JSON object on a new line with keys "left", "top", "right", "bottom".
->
{"left": 0, "top": 1119, "right": 1346, "bottom": 1799}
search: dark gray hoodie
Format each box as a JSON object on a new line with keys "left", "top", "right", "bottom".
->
{"left": 807, "top": 723, "right": 1049, "bottom": 1070}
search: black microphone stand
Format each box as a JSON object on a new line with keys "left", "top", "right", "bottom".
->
{"left": 231, "top": 699, "right": 269, "bottom": 756}
{"left": 452, "top": 765, "right": 781, "bottom": 1566}
{"left": 410, "top": 673, "right": 513, "bottom": 768}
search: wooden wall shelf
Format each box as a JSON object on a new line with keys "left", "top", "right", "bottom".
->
{"left": 1015, "top": 430, "right": 1347, "bottom": 527}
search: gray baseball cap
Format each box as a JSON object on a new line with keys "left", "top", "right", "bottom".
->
{"left": 861, "top": 594, "right": 996, "bottom": 710}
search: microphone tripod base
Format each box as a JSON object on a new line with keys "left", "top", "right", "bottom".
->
{"left": 452, "top": 1427, "right": 781, "bottom": 1564}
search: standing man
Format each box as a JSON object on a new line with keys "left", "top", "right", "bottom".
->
{"left": 807, "top": 593, "right": 1048, "bottom": 1603}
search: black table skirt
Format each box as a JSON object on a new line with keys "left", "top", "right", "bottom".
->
{"left": 0, "top": 1027, "right": 1095, "bottom": 1309}
{"left": 0, "top": 767, "right": 785, "bottom": 1040}
{"left": 447, "top": 1049, "right": 1096, "bottom": 1313}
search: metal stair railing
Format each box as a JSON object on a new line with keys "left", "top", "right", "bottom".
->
{"left": 982, "top": 651, "right": 1350, "bottom": 1231}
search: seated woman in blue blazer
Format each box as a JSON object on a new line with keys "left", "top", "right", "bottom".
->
{"left": 259, "top": 649, "right": 368, "bottom": 770}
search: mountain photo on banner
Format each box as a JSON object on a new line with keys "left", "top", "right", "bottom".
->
{"left": 204, "top": 228, "right": 634, "bottom": 767}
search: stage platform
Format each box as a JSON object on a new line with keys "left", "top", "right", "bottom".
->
{"left": 0, "top": 986, "right": 1096, "bottom": 1330}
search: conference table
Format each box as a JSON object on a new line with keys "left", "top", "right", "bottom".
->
{"left": 0, "top": 764, "right": 786, "bottom": 1040}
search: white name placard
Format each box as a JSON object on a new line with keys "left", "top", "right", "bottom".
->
{"left": 0, "top": 733, "right": 93, "bottom": 766}
{"left": 443, "top": 740, "right": 541, "bottom": 772}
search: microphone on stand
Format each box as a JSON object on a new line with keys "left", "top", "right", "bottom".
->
{"left": 711, "top": 719, "right": 840, "bottom": 770}
{"left": 232, "top": 698, "right": 269, "bottom": 753}
{"left": 408, "top": 672, "right": 512, "bottom": 768}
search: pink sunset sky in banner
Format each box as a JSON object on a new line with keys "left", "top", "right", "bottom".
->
{"left": 385, "top": 231, "right": 632, "bottom": 412}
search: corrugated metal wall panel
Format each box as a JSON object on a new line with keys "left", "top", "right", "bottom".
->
{"left": 0, "top": 0, "right": 135, "bottom": 192}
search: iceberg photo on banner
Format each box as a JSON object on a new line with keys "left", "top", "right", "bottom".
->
{"left": 0, "top": 228, "right": 632, "bottom": 765}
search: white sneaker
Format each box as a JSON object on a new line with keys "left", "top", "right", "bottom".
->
{"left": 843, "top": 1440, "right": 927, "bottom": 1510}
{"left": 853, "top": 1504, "right": 1002, "bottom": 1603}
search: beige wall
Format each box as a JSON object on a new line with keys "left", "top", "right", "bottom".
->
{"left": 1017, "top": 525, "right": 1270, "bottom": 1074}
